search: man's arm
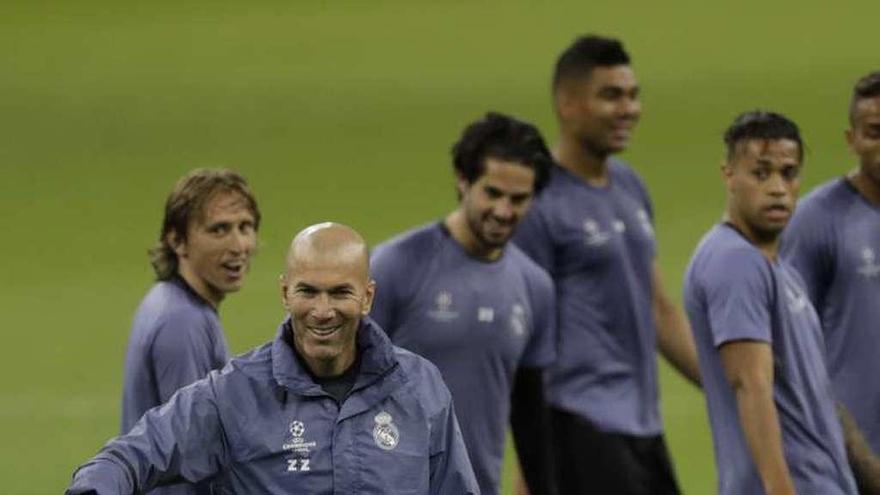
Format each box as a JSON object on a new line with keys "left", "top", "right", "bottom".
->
{"left": 838, "top": 404, "right": 880, "bottom": 494}
{"left": 510, "top": 367, "right": 556, "bottom": 495}
{"left": 68, "top": 377, "right": 228, "bottom": 494}
{"left": 719, "top": 340, "right": 795, "bottom": 495}
{"left": 652, "top": 261, "right": 700, "bottom": 386}
{"left": 428, "top": 398, "right": 480, "bottom": 495}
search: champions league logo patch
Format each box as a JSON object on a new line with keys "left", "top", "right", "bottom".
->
{"left": 583, "top": 218, "right": 611, "bottom": 246}
{"left": 428, "top": 290, "right": 459, "bottom": 321}
{"left": 283, "top": 419, "right": 317, "bottom": 472}
{"left": 372, "top": 411, "right": 400, "bottom": 451}
{"left": 290, "top": 421, "right": 305, "bottom": 438}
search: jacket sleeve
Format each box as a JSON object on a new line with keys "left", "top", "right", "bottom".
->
{"left": 67, "top": 374, "right": 230, "bottom": 494}
{"left": 428, "top": 399, "right": 481, "bottom": 495}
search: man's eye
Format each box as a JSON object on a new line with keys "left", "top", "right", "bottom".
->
{"left": 782, "top": 167, "right": 800, "bottom": 181}
{"left": 511, "top": 194, "right": 531, "bottom": 205}
{"left": 753, "top": 169, "right": 769, "bottom": 180}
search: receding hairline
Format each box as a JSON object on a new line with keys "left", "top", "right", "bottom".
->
{"left": 284, "top": 222, "right": 369, "bottom": 276}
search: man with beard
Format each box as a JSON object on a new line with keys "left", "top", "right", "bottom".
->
{"left": 370, "top": 112, "right": 557, "bottom": 495}
{"left": 512, "top": 35, "right": 699, "bottom": 494}
{"left": 781, "top": 71, "right": 880, "bottom": 478}
{"left": 683, "top": 111, "right": 875, "bottom": 494}
{"left": 67, "top": 223, "right": 479, "bottom": 494}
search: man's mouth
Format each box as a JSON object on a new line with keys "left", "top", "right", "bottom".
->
{"left": 763, "top": 204, "right": 790, "bottom": 220}
{"left": 221, "top": 261, "right": 246, "bottom": 278}
{"left": 308, "top": 324, "right": 342, "bottom": 337}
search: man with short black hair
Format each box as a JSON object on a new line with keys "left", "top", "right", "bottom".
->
{"left": 120, "top": 168, "right": 259, "bottom": 494}
{"left": 68, "top": 223, "right": 479, "bottom": 495}
{"left": 683, "top": 110, "right": 865, "bottom": 494}
{"left": 371, "top": 112, "right": 557, "bottom": 495}
{"left": 781, "top": 71, "right": 880, "bottom": 465}
{"left": 513, "top": 35, "right": 698, "bottom": 494}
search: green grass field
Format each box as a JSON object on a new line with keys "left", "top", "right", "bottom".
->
{"left": 1, "top": 1, "right": 876, "bottom": 492}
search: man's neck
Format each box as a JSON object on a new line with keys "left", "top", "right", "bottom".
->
{"left": 175, "top": 267, "right": 222, "bottom": 309}
{"left": 555, "top": 135, "right": 611, "bottom": 187}
{"left": 849, "top": 168, "right": 880, "bottom": 205}
{"left": 723, "top": 214, "right": 780, "bottom": 262}
{"left": 443, "top": 210, "right": 502, "bottom": 261}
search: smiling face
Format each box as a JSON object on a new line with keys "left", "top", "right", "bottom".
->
{"left": 171, "top": 190, "right": 257, "bottom": 307}
{"left": 847, "top": 95, "right": 880, "bottom": 196}
{"left": 556, "top": 65, "right": 641, "bottom": 157}
{"left": 456, "top": 158, "right": 536, "bottom": 259}
{"left": 281, "top": 224, "right": 375, "bottom": 377}
{"left": 723, "top": 138, "right": 803, "bottom": 246}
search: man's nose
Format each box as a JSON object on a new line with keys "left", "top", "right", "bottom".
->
{"left": 492, "top": 198, "right": 514, "bottom": 219}
{"left": 310, "top": 294, "right": 334, "bottom": 320}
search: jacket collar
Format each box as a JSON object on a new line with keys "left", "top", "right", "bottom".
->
{"left": 270, "top": 316, "right": 401, "bottom": 398}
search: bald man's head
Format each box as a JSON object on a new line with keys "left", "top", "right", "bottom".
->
{"left": 285, "top": 222, "right": 370, "bottom": 281}
{"left": 280, "top": 222, "right": 375, "bottom": 377}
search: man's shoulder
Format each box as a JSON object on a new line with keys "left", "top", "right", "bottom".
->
{"left": 798, "top": 177, "right": 853, "bottom": 213}
{"left": 391, "top": 346, "right": 451, "bottom": 411}
{"left": 213, "top": 341, "right": 275, "bottom": 384}
{"left": 372, "top": 223, "right": 442, "bottom": 263}
{"left": 131, "top": 282, "right": 212, "bottom": 335}
{"left": 689, "top": 225, "right": 768, "bottom": 281}
{"left": 609, "top": 158, "right": 650, "bottom": 196}
{"left": 506, "top": 245, "right": 554, "bottom": 289}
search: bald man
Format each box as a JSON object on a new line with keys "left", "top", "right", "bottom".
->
{"left": 67, "top": 223, "right": 480, "bottom": 495}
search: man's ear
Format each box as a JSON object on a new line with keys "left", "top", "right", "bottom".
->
{"left": 456, "top": 174, "right": 470, "bottom": 199}
{"left": 279, "top": 274, "right": 289, "bottom": 310}
{"left": 845, "top": 128, "right": 855, "bottom": 153}
{"left": 168, "top": 230, "right": 187, "bottom": 258}
{"left": 361, "top": 279, "right": 377, "bottom": 316}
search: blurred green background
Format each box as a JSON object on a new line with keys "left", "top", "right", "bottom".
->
{"left": 1, "top": 1, "right": 875, "bottom": 492}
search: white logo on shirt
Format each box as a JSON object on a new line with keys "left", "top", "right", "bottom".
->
{"left": 636, "top": 209, "right": 654, "bottom": 237}
{"left": 373, "top": 411, "right": 400, "bottom": 451}
{"left": 283, "top": 419, "right": 316, "bottom": 472}
{"left": 478, "top": 307, "right": 495, "bottom": 322}
{"left": 428, "top": 291, "right": 459, "bottom": 321}
{"left": 509, "top": 304, "right": 527, "bottom": 336}
{"left": 785, "top": 284, "right": 808, "bottom": 313}
{"left": 612, "top": 220, "right": 626, "bottom": 233}
{"left": 583, "top": 219, "right": 611, "bottom": 246}
{"left": 857, "top": 247, "right": 880, "bottom": 277}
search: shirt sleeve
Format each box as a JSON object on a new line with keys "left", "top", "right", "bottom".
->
{"left": 512, "top": 205, "right": 555, "bottom": 275}
{"left": 67, "top": 375, "right": 230, "bottom": 494}
{"left": 369, "top": 243, "right": 405, "bottom": 338}
{"left": 780, "top": 203, "right": 833, "bottom": 306}
{"left": 701, "top": 247, "right": 775, "bottom": 347}
{"left": 428, "top": 395, "right": 480, "bottom": 495}
{"left": 519, "top": 268, "right": 557, "bottom": 368}
{"left": 151, "top": 310, "right": 224, "bottom": 403}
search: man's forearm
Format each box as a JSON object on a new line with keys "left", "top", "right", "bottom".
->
{"left": 734, "top": 383, "right": 795, "bottom": 495}
{"left": 652, "top": 262, "right": 700, "bottom": 386}
{"left": 66, "top": 457, "right": 135, "bottom": 495}
{"left": 654, "top": 299, "right": 701, "bottom": 386}
{"left": 837, "top": 404, "right": 880, "bottom": 494}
